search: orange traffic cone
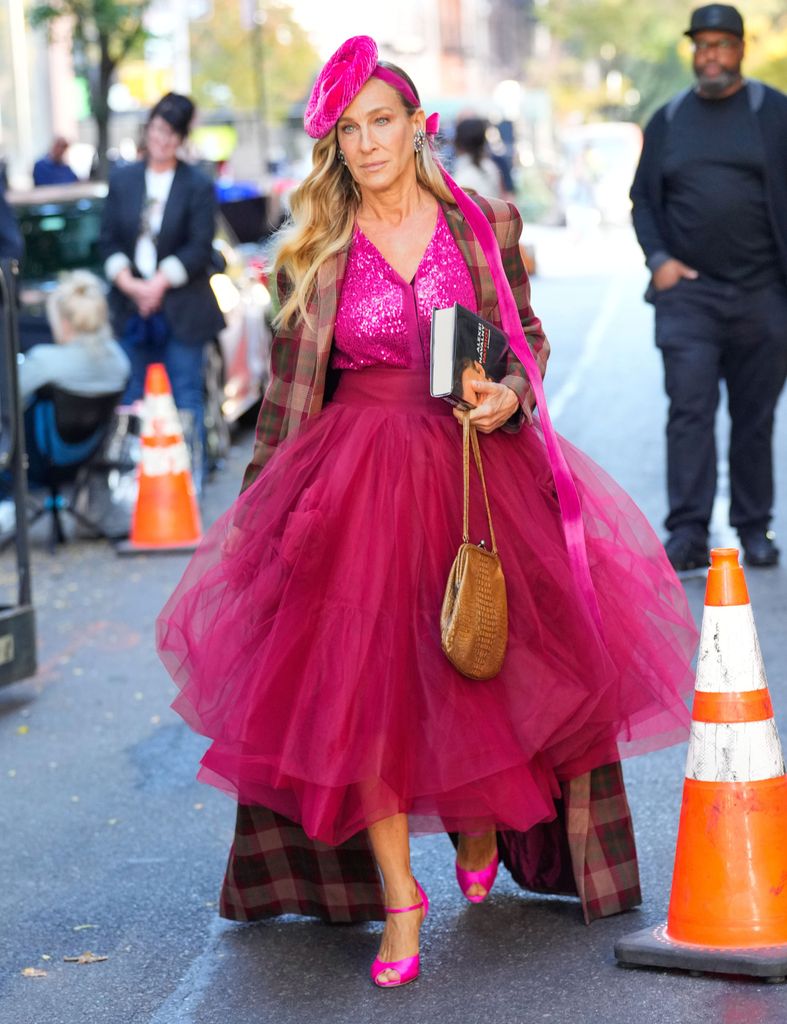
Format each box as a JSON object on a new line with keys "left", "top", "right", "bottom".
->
{"left": 615, "top": 548, "right": 787, "bottom": 980}
{"left": 116, "top": 364, "right": 203, "bottom": 555}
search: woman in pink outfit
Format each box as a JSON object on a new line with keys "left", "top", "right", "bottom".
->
{"left": 157, "top": 37, "right": 698, "bottom": 988}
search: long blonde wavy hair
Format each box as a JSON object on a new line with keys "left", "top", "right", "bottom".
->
{"left": 274, "top": 62, "right": 455, "bottom": 330}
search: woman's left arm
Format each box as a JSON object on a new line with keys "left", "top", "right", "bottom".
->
{"left": 456, "top": 202, "right": 550, "bottom": 434}
{"left": 497, "top": 203, "right": 549, "bottom": 424}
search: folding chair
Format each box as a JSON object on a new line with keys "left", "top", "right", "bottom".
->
{"left": 23, "top": 384, "right": 125, "bottom": 549}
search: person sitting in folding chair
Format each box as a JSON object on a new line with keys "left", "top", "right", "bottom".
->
{"left": 0, "top": 271, "right": 131, "bottom": 545}
{"left": 19, "top": 270, "right": 130, "bottom": 408}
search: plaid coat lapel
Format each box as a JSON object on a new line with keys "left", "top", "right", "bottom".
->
{"left": 443, "top": 202, "right": 499, "bottom": 320}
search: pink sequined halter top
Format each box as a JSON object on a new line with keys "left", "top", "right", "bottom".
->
{"left": 332, "top": 205, "right": 478, "bottom": 370}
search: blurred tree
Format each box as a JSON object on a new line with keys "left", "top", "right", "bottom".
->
{"left": 538, "top": 0, "right": 787, "bottom": 125}
{"left": 190, "top": 0, "right": 320, "bottom": 123}
{"left": 29, "top": 0, "right": 150, "bottom": 177}
{"left": 745, "top": 6, "right": 787, "bottom": 91}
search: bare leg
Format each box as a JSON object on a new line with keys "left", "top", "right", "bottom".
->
{"left": 456, "top": 830, "right": 498, "bottom": 898}
{"left": 367, "top": 813, "right": 424, "bottom": 985}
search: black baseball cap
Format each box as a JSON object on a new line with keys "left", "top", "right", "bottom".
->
{"left": 685, "top": 4, "right": 744, "bottom": 38}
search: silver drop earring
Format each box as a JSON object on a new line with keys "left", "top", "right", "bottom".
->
{"left": 413, "top": 129, "right": 426, "bottom": 153}
{"left": 337, "top": 150, "right": 347, "bottom": 165}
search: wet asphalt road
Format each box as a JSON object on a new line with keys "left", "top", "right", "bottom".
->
{"left": 2, "top": 226, "right": 787, "bottom": 1024}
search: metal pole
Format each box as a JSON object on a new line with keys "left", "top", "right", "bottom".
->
{"left": 0, "top": 261, "right": 33, "bottom": 606}
{"left": 249, "top": 4, "right": 268, "bottom": 173}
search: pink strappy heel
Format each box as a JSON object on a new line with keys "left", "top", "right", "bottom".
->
{"left": 370, "top": 880, "right": 429, "bottom": 988}
{"left": 456, "top": 850, "right": 499, "bottom": 903}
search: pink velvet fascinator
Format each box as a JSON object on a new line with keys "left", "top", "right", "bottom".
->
{"left": 302, "top": 37, "right": 604, "bottom": 633}
{"left": 303, "top": 36, "right": 379, "bottom": 140}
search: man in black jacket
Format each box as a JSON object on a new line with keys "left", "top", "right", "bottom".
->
{"left": 630, "top": 4, "right": 787, "bottom": 570}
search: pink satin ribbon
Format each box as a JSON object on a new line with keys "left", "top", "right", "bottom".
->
{"left": 369, "top": 68, "right": 602, "bottom": 629}
{"left": 439, "top": 164, "right": 603, "bottom": 631}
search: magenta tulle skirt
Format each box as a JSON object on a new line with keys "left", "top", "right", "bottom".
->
{"left": 156, "top": 367, "right": 698, "bottom": 846}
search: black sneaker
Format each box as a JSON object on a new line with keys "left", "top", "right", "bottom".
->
{"left": 739, "top": 531, "right": 780, "bottom": 568}
{"left": 664, "top": 534, "right": 709, "bottom": 572}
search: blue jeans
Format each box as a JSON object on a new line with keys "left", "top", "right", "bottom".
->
{"left": 120, "top": 317, "right": 207, "bottom": 490}
{"left": 119, "top": 318, "right": 206, "bottom": 424}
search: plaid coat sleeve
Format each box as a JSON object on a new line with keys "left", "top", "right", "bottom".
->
{"left": 494, "top": 200, "right": 550, "bottom": 415}
{"left": 240, "top": 270, "right": 310, "bottom": 492}
{"left": 240, "top": 253, "right": 344, "bottom": 492}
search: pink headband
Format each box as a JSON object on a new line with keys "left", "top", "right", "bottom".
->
{"left": 372, "top": 66, "right": 441, "bottom": 136}
{"left": 302, "top": 36, "right": 603, "bottom": 632}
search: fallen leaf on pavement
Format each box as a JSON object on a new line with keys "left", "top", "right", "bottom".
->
{"left": 64, "top": 952, "right": 108, "bottom": 964}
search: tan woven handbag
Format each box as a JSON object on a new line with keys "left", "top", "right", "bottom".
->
{"left": 440, "top": 412, "right": 508, "bottom": 680}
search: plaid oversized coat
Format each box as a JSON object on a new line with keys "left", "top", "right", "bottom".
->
{"left": 221, "top": 196, "right": 641, "bottom": 926}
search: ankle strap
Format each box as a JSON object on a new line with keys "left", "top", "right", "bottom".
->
{"left": 384, "top": 897, "right": 423, "bottom": 914}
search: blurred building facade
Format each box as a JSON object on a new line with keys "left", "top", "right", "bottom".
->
{"left": 0, "top": 0, "right": 65, "bottom": 188}
{"left": 290, "top": 0, "right": 540, "bottom": 99}
{"left": 0, "top": 0, "right": 547, "bottom": 187}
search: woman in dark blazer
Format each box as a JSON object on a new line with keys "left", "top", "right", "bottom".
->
{"left": 98, "top": 92, "right": 225, "bottom": 478}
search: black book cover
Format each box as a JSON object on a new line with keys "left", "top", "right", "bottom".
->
{"left": 430, "top": 303, "right": 509, "bottom": 409}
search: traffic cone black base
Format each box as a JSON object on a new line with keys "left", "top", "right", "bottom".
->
{"left": 615, "top": 924, "right": 787, "bottom": 981}
{"left": 116, "top": 539, "right": 199, "bottom": 556}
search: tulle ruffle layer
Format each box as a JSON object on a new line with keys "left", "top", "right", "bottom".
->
{"left": 157, "top": 367, "right": 697, "bottom": 845}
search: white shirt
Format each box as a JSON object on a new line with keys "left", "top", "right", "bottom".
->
{"left": 134, "top": 168, "right": 176, "bottom": 279}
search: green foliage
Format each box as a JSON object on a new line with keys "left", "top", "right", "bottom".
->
{"left": 537, "top": 0, "right": 787, "bottom": 124}
{"left": 29, "top": 0, "right": 151, "bottom": 171}
{"left": 189, "top": 0, "right": 320, "bottom": 122}
{"left": 29, "top": 0, "right": 149, "bottom": 62}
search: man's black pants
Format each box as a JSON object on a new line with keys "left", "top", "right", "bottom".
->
{"left": 653, "top": 276, "right": 787, "bottom": 541}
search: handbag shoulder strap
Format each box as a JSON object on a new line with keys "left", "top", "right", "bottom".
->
{"left": 462, "top": 411, "right": 498, "bottom": 554}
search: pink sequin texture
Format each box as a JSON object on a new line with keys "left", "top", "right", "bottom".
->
{"left": 332, "top": 206, "right": 478, "bottom": 370}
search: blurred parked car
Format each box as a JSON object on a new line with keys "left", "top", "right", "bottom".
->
{"left": 6, "top": 182, "right": 272, "bottom": 465}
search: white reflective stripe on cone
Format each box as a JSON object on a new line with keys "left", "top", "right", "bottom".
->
{"left": 695, "top": 605, "right": 768, "bottom": 693}
{"left": 141, "top": 441, "right": 191, "bottom": 477}
{"left": 686, "top": 719, "right": 786, "bottom": 782}
{"left": 141, "top": 395, "right": 182, "bottom": 438}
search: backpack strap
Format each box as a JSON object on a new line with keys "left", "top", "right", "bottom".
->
{"left": 666, "top": 80, "right": 765, "bottom": 122}
{"left": 665, "top": 87, "right": 692, "bottom": 123}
